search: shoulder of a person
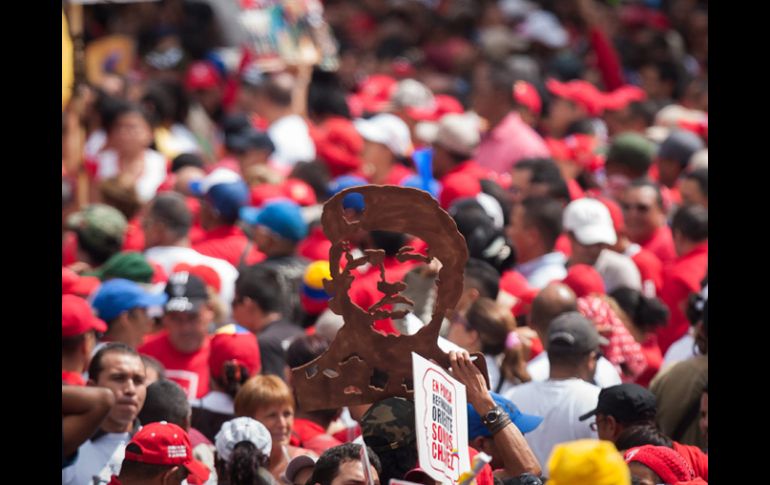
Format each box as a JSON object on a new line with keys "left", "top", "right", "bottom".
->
{"left": 137, "top": 331, "right": 169, "bottom": 352}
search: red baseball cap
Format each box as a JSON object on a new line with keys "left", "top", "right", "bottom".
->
{"left": 547, "top": 79, "right": 605, "bottom": 117}
{"left": 439, "top": 173, "right": 482, "bottom": 210}
{"left": 250, "top": 183, "right": 285, "bottom": 207}
{"left": 562, "top": 264, "right": 606, "bottom": 298}
{"left": 62, "top": 268, "right": 101, "bottom": 298}
{"left": 603, "top": 85, "right": 647, "bottom": 111}
{"left": 282, "top": 178, "right": 318, "bottom": 207}
{"left": 500, "top": 270, "right": 539, "bottom": 317}
{"left": 185, "top": 61, "right": 222, "bottom": 92}
{"left": 513, "top": 81, "right": 542, "bottom": 115}
{"left": 209, "top": 324, "right": 262, "bottom": 379}
{"left": 62, "top": 294, "right": 107, "bottom": 338}
{"left": 124, "top": 421, "right": 210, "bottom": 483}
{"left": 406, "top": 94, "right": 465, "bottom": 122}
{"left": 354, "top": 74, "right": 398, "bottom": 114}
{"left": 312, "top": 118, "right": 364, "bottom": 177}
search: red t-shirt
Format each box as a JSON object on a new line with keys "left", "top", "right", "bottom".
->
{"left": 298, "top": 226, "right": 332, "bottom": 262}
{"left": 634, "top": 334, "right": 663, "bottom": 388}
{"left": 292, "top": 418, "right": 344, "bottom": 455}
{"left": 630, "top": 247, "right": 664, "bottom": 297}
{"left": 638, "top": 226, "right": 677, "bottom": 267}
{"left": 62, "top": 370, "right": 86, "bottom": 386}
{"left": 382, "top": 163, "right": 414, "bottom": 185}
{"left": 122, "top": 217, "right": 145, "bottom": 252}
{"left": 442, "top": 160, "right": 493, "bottom": 183}
{"left": 192, "top": 225, "right": 265, "bottom": 268}
{"left": 139, "top": 331, "right": 211, "bottom": 399}
{"left": 656, "top": 243, "right": 708, "bottom": 353}
{"left": 555, "top": 233, "right": 572, "bottom": 258}
{"left": 672, "top": 441, "right": 708, "bottom": 481}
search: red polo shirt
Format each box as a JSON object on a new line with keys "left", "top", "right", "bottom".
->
{"left": 62, "top": 370, "right": 86, "bottom": 386}
{"left": 139, "top": 331, "right": 212, "bottom": 399}
{"left": 193, "top": 225, "right": 265, "bottom": 267}
{"left": 292, "top": 418, "right": 344, "bottom": 455}
{"left": 638, "top": 225, "right": 677, "bottom": 266}
{"left": 656, "top": 242, "right": 708, "bottom": 353}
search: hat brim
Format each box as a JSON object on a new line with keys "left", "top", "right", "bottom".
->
{"left": 282, "top": 454, "right": 317, "bottom": 483}
{"left": 354, "top": 119, "right": 390, "bottom": 146}
{"left": 513, "top": 412, "right": 544, "bottom": 434}
{"left": 239, "top": 206, "right": 262, "bottom": 226}
{"left": 572, "top": 225, "right": 617, "bottom": 246}
{"left": 183, "top": 458, "right": 211, "bottom": 483}
{"left": 139, "top": 292, "right": 169, "bottom": 309}
{"left": 578, "top": 408, "right": 598, "bottom": 421}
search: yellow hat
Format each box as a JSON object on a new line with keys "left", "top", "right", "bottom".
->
{"left": 303, "top": 261, "right": 332, "bottom": 290}
{"left": 547, "top": 440, "right": 631, "bottom": 485}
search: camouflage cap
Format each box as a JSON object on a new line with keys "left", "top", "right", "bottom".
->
{"left": 606, "top": 132, "right": 655, "bottom": 175}
{"left": 360, "top": 397, "right": 416, "bottom": 453}
{"left": 67, "top": 204, "right": 127, "bottom": 251}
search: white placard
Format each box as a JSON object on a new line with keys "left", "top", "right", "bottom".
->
{"left": 412, "top": 352, "right": 471, "bottom": 485}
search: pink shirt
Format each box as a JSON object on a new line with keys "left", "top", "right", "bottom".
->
{"left": 475, "top": 112, "right": 550, "bottom": 175}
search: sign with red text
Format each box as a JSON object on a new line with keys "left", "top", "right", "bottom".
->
{"left": 412, "top": 352, "right": 470, "bottom": 485}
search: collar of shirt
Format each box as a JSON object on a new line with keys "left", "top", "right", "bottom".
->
{"left": 517, "top": 252, "right": 567, "bottom": 278}
{"left": 201, "top": 225, "right": 242, "bottom": 241}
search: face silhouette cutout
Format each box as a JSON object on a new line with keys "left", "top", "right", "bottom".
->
{"left": 292, "top": 186, "right": 489, "bottom": 411}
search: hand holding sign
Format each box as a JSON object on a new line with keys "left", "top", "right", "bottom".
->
{"left": 448, "top": 351, "right": 495, "bottom": 413}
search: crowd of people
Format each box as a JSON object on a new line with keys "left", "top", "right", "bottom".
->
{"left": 62, "top": 0, "right": 708, "bottom": 483}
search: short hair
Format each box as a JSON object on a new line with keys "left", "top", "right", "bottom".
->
{"left": 683, "top": 168, "right": 708, "bottom": 199}
{"left": 548, "top": 350, "right": 593, "bottom": 369}
{"left": 628, "top": 101, "right": 658, "bottom": 127}
{"left": 261, "top": 74, "right": 294, "bottom": 107}
{"left": 521, "top": 197, "right": 564, "bottom": 251}
{"left": 290, "top": 161, "right": 331, "bottom": 203}
{"left": 88, "top": 342, "right": 142, "bottom": 382}
{"left": 671, "top": 205, "right": 708, "bottom": 242}
{"left": 628, "top": 179, "right": 664, "bottom": 210}
{"left": 614, "top": 424, "right": 673, "bottom": 451}
{"left": 234, "top": 375, "right": 294, "bottom": 418}
{"left": 148, "top": 192, "right": 193, "bottom": 240}
{"left": 234, "top": 265, "right": 283, "bottom": 313}
{"left": 466, "top": 297, "right": 516, "bottom": 355}
{"left": 308, "top": 82, "right": 351, "bottom": 119}
{"left": 104, "top": 101, "right": 152, "bottom": 133}
{"left": 99, "top": 178, "right": 142, "bottom": 220}
{"left": 141, "top": 355, "right": 166, "bottom": 380}
{"left": 514, "top": 158, "right": 570, "bottom": 202}
{"left": 171, "top": 153, "right": 205, "bottom": 173}
{"left": 286, "top": 334, "right": 330, "bottom": 369}
{"left": 464, "top": 258, "right": 500, "bottom": 300}
{"left": 643, "top": 59, "right": 685, "bottom": 99}
{"left": 370, "top": 231, "right": 408, "bottom": 257}
{"left": 121, "top": 443, "right": 188, "bottom": 481}
{"left": 138, "top": 379, "right": 190, "bottom": 428}
{"left": 309, "top": 443, "right": 382, "bottom": 485}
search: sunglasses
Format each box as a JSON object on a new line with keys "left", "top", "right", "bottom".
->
{"left": 621, "top": 203, "right": 652, "bottom": 213}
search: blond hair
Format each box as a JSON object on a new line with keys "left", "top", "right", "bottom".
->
{"left": 234, "top": 375, "right": 295, "bottom": 418}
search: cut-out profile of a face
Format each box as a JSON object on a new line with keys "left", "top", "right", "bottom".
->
{"left": 292, "top": 185, "right": 489, "bottom": 411}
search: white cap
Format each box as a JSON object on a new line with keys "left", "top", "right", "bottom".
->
{"left": 281, "top": 454, "right": 317, "bottom": 484}
{"left": 416, "top": 113, "right": 480, "bottom": 158}
{"left": 688, "top": 149, "right": 708, "bottom": 171}
{"left": 215, "top": 417, "right": 272, "bottom": 461}
{"left": 354, "top": 114, "right": 413, "bottom": 158}
{"left": 518, "top": 10, "right": 568, "bottom": 49}
{"left": 390, "top": 79, "right": 435, "bottom": 111}
{"left": 563, "top": 198, "right": 617, "bottom": 246}
{"left": 189, "top": 167, "right": 243, "bottom": 195}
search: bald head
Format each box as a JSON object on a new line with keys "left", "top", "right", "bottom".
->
{"left": 530, "top": 283, "right": 577, "bottom": 338}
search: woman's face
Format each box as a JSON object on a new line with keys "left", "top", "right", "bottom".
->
{"left": 254, "top": 403, "right": 295, "bottom": 447}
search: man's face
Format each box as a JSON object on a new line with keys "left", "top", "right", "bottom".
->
{"left": 568, "top": 234, "right": 605, "bottom": 266}
{"left": 330, "top": 459, "right": 381, "bottom": 485}
{"left": 110, "top": 112, "right": 152, "bottom": 155}
{"left": 679, "top": 178, "right": 707, "bottom": 208}
{"left": 431, "top": 145, "right": 454, "bottom": 180}
{"left": 656, "top": 157, "right": 681, "bottom": 188}
{"left": 506, "top": 204, "right": 533, "bottom": 260}
{"left": 595, "top": 413, "right": 614, "bottom": 441}
{"left": 361, "top": 140, "right": 393, "bottom": 184}
{"left": 622, "top": 186, "right": 663, "bottom": 243}
{"left": 164, "top": 307, "right": 210, "bottom": 353}
{"left": 508, "top": 168, "right": 532, "bottom": 204}
{"left": 93, "top": 352, "right": 147, "bottom": 429}
{"left": 548, "top": 98, "right": 580, "bottom": 138}
{"left": 446, "top": 315, "right": 477, "bottom": 352}
{"left": 127, "top": 307, "right": 154, "bottom": 344}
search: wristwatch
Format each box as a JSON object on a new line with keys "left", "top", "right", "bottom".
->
{"left": 481, "top": 405, "right": 505, "bottom": 427}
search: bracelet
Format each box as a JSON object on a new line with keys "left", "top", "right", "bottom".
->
{"left": 486, "top": 414, "right": 512, "bottom": 436}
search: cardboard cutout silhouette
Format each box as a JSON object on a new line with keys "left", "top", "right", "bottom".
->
{"left": 292, "top": 186, "right": 489, "bottom": 410}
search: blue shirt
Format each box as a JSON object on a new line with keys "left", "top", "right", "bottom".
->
{"left": 516, "top": 252, "right": 567, "bottom": 289}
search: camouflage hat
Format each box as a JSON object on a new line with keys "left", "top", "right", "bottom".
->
{"left": 67, "top": 204, "right": 127, "bottom": 251}
{"left": 605, "top": 133, "right": 655, "bottom": 176}
{"left": 361, "top": 397, "right": 416, "bottom": 453}
{"left": 93, "top": 251, "right": 154, "bottom": 283}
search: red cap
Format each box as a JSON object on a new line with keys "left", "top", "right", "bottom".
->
{"left": 250, "top": 183, "right": 285, "bottom": 207}
{"left": 624, "top": 445, "right": 695, "bottom": 484}
{"left": 562, "top": 264, "right": 606, "bottom": 298}
{"left": 354, "top": 75, "right": 398, "bottom": 114}
{"left": 62, "top": 294, "right": 108, "bottom": 338}
{"left": 594, "top": 195, "right": 625, "bottom": 234}
{"left": 546, "top": 79, "right": 605, "bottom": 117}
{"left": 603, "top": 85, "right": 647, "bottom": 111}
{"left": 282, "top": 179, "right": 318, "bottom": 207}
{"left": 209, "top": 324, "right": 262, "bottom": 379}
{"left": 439, "top": 173, "right": 482, "bottom": 210}
{"left": 513, "top": 81, "right": 542, "bottom": 115}
{"left": 500, "top": 271, "right": 539, "bottom": 317}
{"left": 406, "top": 94, "right": 465, "bottom": 122}
{"left": 124, "top": 421, "right": 210, "bottom": 483}
{"left": 185, "top": 61, "right": 222, "bottom": 92}
{"left": 312, "top": 118, "right": 364, "bottom": 177}
{"left": 62, "top": 268, "right": 101, "bottom": 298}
{"left": 172, "top": 263, "right": 221, "bottom": 293}
{"left": 546, "top": 134, "right": 604, "bottom": 173}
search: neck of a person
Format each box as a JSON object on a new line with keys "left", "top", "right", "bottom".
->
{"left": 677, "top": 239, "right": 702, "bottom": 257}
{"left": 269, "top": 443, "right": 288, "bottom": 473}
{"left": 105, "top": 324, "right": 141, "bottom": 349}
{"left": 266, "top": 106, "right": 292, "bottom": 125}
{"left": 548, "top": 364, "right": 585, "bottom": 381}
{"left": 101, "top": 415, "right": 135, "bottom": 434}
{"left": 256, "top": 312, "right": 282, "bottom": 333}
{"left": 169, "top": 236, "right": 192, "bottom": 248}
{"left": 62, "top": 355, "right": 86, "bottom": 374}
{"left": 519, "top": 244, "right": 550, "bottom": 265}
{"left": 486, "top": 107, "right": 512, "bottom": 131}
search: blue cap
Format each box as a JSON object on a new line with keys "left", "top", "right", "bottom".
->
{"left": 328, "top": 176, "right": 368, "bottom": 212}
{"left": 401, "top": 174, "right": 441, "bottom": 199}
{"left": 189, "top": 168, "right": 250, "bottom": 221}
{"left": 91, "top": 279, "right": 168, "bottom": 322}
{"left": 239, "top": 199, "right": 308, "bottom": 242}
{"left": 467, "top": 392, "right": 543, "bottom": 438}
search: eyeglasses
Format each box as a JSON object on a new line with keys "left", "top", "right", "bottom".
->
{"left": 621, "top": 203, "right": 652, "bottom": 213}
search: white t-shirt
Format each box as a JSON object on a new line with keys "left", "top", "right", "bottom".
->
{"left": 523, "top": 351, "right": 622, "bottom": 388}
{"left": 267, "top": 114, "right": 316, "bottom": 170}
{"left": 662, "top": 331, "right": 697, "bottom": 369}
{"left": 62, "top": 432, "right": 129, "bottom": 485}
{"left": 504, "top": 378, "right": 600, "bottom": 467}
{"left": 144, "top": 246, "right": 238, "bottom": 319}
{"left": 94, "top": 148, "right": 167, "bottom": 203}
